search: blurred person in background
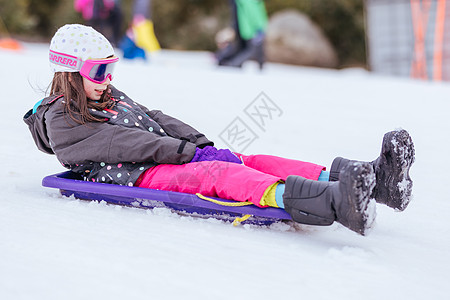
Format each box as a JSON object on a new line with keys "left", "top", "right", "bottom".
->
{"left": 216, "top": 0, "right": 267, "bottom": 69}
{"left": 119, "top": 0, "right": 160, "bottom": 60}
{"left": 74, "top": 0, "right": 123, "bottom": 47}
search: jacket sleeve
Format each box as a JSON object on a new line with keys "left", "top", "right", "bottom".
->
{"left": 23, "top": 108, "right": 54, "bottom": 155}
{"left": 111, "top": 86, "right": 214, "bottom": 148}
{"left": 146, "top": 109, "right": 214, "bottom": 149}
{"left": 46, "top": 108, "right": 197, "bottom": 165}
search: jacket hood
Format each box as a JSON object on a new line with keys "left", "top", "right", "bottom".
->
{"left": 23, "top": 95, "right": 63, "bottom": 155}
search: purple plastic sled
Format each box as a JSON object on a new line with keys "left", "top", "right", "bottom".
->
{"left": 42, "top": 171, "right": 292, "bottom": 225}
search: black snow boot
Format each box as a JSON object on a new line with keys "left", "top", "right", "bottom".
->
{"left": 218, "top": 34, "right": 265, "bottom": 69}
{"left": 283, "top": 161, "right": 376, "bottom": 235}
{"left": 329, "top": 129, "right": 415, "bottom": 211}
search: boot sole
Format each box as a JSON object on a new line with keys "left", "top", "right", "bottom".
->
{"left": 339, "top": 162, "right": 376, "bottom": 235}
{"left": 375, "top": 129, "right": 415, "bottom": 211}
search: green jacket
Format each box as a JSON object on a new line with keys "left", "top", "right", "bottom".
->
{"left": 236, "top": 0, "right": 268, "bottom": 40}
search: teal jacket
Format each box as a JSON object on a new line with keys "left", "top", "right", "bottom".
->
{"left": 236, "top": 0, "right": 268, "bottom": 40}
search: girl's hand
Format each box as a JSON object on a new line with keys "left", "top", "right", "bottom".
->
{"left": 190, "top": 146, "right": 242, "bottom": 164}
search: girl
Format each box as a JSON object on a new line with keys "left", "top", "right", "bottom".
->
{"left": 24, "top": 24, "right": 415, "bottom": 236}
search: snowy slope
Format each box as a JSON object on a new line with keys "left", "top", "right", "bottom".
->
{"left": 1, "top": 43, "right": 449, "bottom": 300}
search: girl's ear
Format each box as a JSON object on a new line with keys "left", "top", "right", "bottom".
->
{"left": 68, "top": 73, "right": 72, "bottom": 82}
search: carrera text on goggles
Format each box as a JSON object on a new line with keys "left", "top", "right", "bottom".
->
{"left": 49, "top": 50, "right": 119, "bottom": 84}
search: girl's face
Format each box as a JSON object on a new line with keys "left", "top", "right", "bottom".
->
{"left": 82, "top": 76, "right": 110, "bottom": 100}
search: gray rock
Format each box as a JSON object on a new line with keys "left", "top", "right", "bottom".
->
{"left": 265, "top": 10, "right": 338, "bottom": 68}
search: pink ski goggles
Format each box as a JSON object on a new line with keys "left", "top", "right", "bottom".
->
{"left": 49, "top": 50, "right": 119, "bottom": 84}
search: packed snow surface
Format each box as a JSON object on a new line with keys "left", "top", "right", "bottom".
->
{"left": 1, "top": 43, "right": 449, "bottom": 299}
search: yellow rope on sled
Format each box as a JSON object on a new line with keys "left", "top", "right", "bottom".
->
{"left": 195, "top": 193, "right": 254, "bottom": 207}
{"left": 232, "top": 214, "right": 252, "bottom": 226}
{"left": 195, "top": 193, "right": 253, "bottom": 226}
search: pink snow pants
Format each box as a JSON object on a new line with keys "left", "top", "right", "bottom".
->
{"left": 136, "top": 154, "right": 325, "bottom": 207}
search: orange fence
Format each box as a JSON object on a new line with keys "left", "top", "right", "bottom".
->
{"left": 366, "top": 0, "right": 450, "bottom": 81}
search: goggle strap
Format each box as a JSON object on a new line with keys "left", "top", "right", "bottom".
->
{"left": 49, "top": 50, "right": 82, "bottom": 71}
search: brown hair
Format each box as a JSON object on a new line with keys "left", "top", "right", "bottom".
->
{"left": 50, "top": 72, "right": 115, "bottom": 124}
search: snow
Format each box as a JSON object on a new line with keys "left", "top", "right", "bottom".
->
{"left": 1, "top": 43, "right": 450, "bottom": 299}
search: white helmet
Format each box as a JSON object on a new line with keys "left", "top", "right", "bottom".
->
{"left": 49, "top": 24, "right": 115, "bottom": 73}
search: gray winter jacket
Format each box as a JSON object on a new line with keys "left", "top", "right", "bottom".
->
{"left": 23, "top": 86, "right": 214, "bottom": 186}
